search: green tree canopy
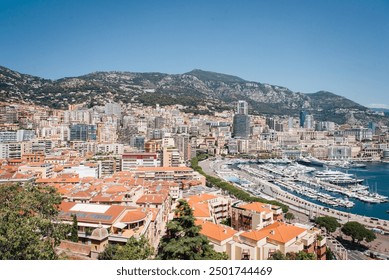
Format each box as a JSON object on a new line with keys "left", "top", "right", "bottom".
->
{"left": 268, "top": 250, "right": 286, "bottom": 260}
{"left": 315, "top": 216, "right": 340, "bottom": 233}
{"left": 268, "top": 250, "right": 316, "bottom": 260}
{"left": 220, "top": 217, "right": 231, "bottom": 227}
{"left": 326, "top": 248, "right": 334, "bottom": 260}
{"left": 284, "top": 212, "right": 295, "bottom": 222}
{"left": 98, "top": 236, "right": 153, "bottom": 260}
{"left": 289, "top": 251, "right": 317, "bottom": 260}
{"left": 0, "top": 183, "right": 70, "bottom": 260}
{"left": 157, "top": 199, "right": 228, "bottom": 260}
{"left": 69, "top": 214, "right": 79, "bottom": 243}
{"left": 341, "top": 221, "right": 376, "bottom": 243}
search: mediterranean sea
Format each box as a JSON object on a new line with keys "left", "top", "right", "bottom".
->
{"left": 335, "top": 162, "right": 389, "bottom": 220}
{"left": 290, "top": 162, "right": 389, "bottom": 220}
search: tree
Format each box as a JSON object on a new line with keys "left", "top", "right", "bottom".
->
{"left": 284, "top": 212, "right": 295, "bottom": 223}
{"left": 157, "top": 199, "right": 228, "bottom": 260}
{"left": 98, "top": 236, "right": 153, "bottom": 260}
{"left": 268, "top": 250, "right": 316, "bottom": 260}
{"left": 315, "top": 216, "right": 340, "bottom": 233}
{"left": 268, "top": 250, "right": 286, "bottom": 260}
{"left": 69, "top": 214, "right": 79, "bottom": 243}
{"left": 220, "top": 217, "right": 231, "bottom": 227}
{"left": 326, "top": 248, "right": 334, "bottom": 260}
{"left": 341, "top": 221, "right": 376, "bottom": 243}
{"left": 0, "top": 183, "right": 70, "bottom": 260}
{"left": 293, "top": 251, "right": 316, "bottom": 260}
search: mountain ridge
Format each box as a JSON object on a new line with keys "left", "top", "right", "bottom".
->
{"left": 0, "top": 66, "right": 386, "bottom": 125}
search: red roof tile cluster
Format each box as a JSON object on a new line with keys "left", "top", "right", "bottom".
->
{"left": 240, "top": 222, "right": 306, "bottom": 244}
{"left": 195, "top": 220, "right": 237, "bottom": 242}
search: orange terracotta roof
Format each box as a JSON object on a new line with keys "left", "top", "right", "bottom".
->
{"left": 106, "top": 185, "right": 128, "bottom": 194}
{"left": 136, "top": 194, "right": 165, "bottom": 204}
{"left": 195, "top": 220, "right": 237, "bottom": 242}
{"left": 239, "top": 202, "right": 273, "bottom": 214}
{"left": 90, "top": 194, "right": 113, "bottom": 202}
{"left": 120, "top": 210, "right": 147, "bottom": 223}
{"left": 12, "top": 172, "right": 33, "bottom": 179}
{"left": 88, "top": 185, "right": 102, "bottom": 192}
{"left": 54, "top": 166, "right": 64, "bottom": 172}
{"left": 57, "top": 187, "right": 72, "bottom": 195}
{"left": 112, "top": 194, "right": 125, "bottom": 202}
{"left": 7, "top": 159, "right": 22, "bottom": 163}
{"left": 103, "top": 177, "right": 116, "bottom": 183}
{"left": 80, "top": 177, "right": 95, "bottom": 183}
{"left": 190, "top": 202, "right": 211, "bottom": 218}
{"left": 0, "top": 172, "right": 13, "bottom": 179}
{"left": 186, "top": 193, "right": 217, "bottom": 204}
{"left": 240, "top": 230, "right": 269, "bottom": 242}
{"left": 262, "top": 222, "right": 306, "bottom": 244}
{"left": 144, "top": 207, "right": 159, "bottom": 221}
{"left": 2, "top": 165, "right": 18, "bottom": 172}
{"left": 69, "top": 191, "right": 92, "bottom": 199}
{"left": 59, "top": 201, "right": 76, "bottom": 212}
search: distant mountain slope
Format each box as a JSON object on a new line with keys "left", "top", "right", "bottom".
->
{"left": 0, "top": 66, "right": 387, "bottom": 125}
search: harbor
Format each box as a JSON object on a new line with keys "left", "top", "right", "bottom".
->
{"left": 203, "top": 157, "right": 389, "bottom": 224}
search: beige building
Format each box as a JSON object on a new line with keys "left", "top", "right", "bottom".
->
{"left": 231, "top": 202, "right": 283, "bottom": 231}
{"left": 198, "top": 220, "right": 326, "bottom": 260}
{"left": 18, "top": 162, "right": 54, "bottom": 178}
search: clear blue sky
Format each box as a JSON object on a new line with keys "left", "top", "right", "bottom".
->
{"left": 1, "top": 0, "right": 388, "bottom": 108}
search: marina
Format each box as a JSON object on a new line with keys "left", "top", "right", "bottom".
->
{"left": 217, "top": 159, "right": 389, "bottom": 220}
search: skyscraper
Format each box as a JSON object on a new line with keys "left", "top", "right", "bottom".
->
{"left": 299, "top": 111, "right": 307, "bottom": 128}
{"left": 304, "top": 114, "right": 314, "bottom": 129}
{"left": 233, "top": 100, "right": 250, "bottom": 138}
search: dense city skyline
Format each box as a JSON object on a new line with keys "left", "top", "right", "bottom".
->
{"left": 1, "top": 0, "right": 388, "bottom": 108}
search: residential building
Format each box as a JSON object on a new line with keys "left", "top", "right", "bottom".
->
{"left": 121, "top": 152, "right": 159, "bottom": 171}
{"left": 231, "top": 202, "right": 283, "bottom": 231}
{"left": 70, "top": 124, "right": 97, "bottom": 141}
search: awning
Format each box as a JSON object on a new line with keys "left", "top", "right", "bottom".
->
{"left": 77, "top": 222, "right": 110, "bottom": 229}
{"left": 113, "top": 222, "right": 127, "bottom": 229}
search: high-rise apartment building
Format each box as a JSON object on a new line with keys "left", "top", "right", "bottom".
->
{"left": 300, "top": 111, "right": 307, "bottom": 128}
{"left": 70, "top": 124, "right": 97, "bottom": 141}
{"left": 233, "top": 114, "right": 250, "bottom": 138}
{"left": 233, "top": 100, "right": 250, "bottom": 138}
{"left": 0, "top": 106, "right": 18, "bottom": 124}
{"left": 174, "top": 134, "right": 192, "bottom": 162}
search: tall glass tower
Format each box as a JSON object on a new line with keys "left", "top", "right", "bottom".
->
{"left": 233, "top": 100, "right": 250, "bottom": 138}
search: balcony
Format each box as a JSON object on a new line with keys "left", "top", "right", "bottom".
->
{"left": 271, "top": 207, "right": 283, "bottom": 215}
{"left": 316, "top": 237, "right": 326, "bottom": 248}
{"left": 302, "top": 234, "right": 315, "bottom": 247}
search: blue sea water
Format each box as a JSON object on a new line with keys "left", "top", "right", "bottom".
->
{"left": 291, "top": 162, "right": 389, "bottom": 220}
{"left": 339, "top": 162, "right": 389, "bottom": 220}
{"left": 230, "top": 163, "right": 389, "bottom": 220}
